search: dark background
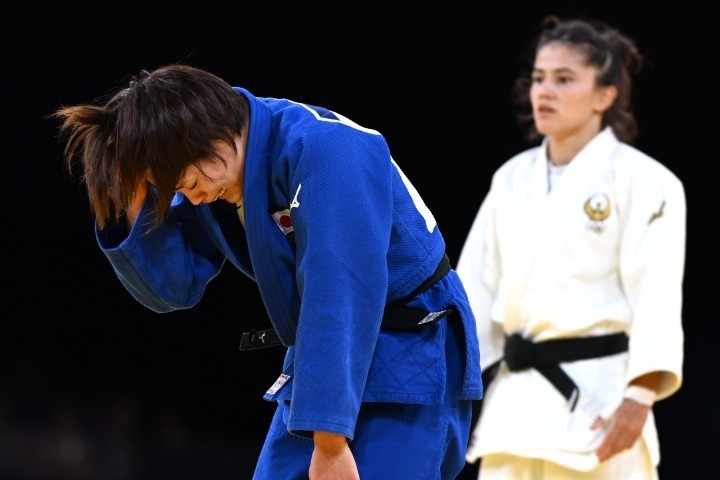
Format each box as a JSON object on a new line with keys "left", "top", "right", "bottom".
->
{"left": 2, "top": 1, "right": 716, "bottom": 478}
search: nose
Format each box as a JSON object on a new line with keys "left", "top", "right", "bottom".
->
{"left": 533, "top": 79, "right": 553, "bottom": 98}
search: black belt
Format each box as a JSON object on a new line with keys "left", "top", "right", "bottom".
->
{"left": 239, "top": 253, "right": 452, "bottom": 351}
{"left": 503, "top": 332, "right": 629, "bottom": 411}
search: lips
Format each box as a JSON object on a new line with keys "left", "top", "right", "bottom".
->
{"left": 213, "top": 187, "right": 227, "bottom": 202}
{"left": 535, "top": 104, "right": 554, "bottom": 115}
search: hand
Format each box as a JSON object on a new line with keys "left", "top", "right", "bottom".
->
{"left": 591, "top": 398, "right": 650, "bottom": 462}
{"left": 309, "top": 431, "right": 360, "bottom": 480}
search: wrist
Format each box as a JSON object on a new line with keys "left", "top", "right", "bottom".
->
{"left": 624, "top": 385, "right": 657, "bottom": 406}
{"left": 313, "top": 431, "right": 348, "bottom": 454}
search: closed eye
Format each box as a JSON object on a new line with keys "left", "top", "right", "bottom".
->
{"left": 176, "top": 176, "right": 198, "bottom": 192}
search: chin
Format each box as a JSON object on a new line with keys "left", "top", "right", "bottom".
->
{"left": 534, "top": 124, "right": 555, "bottom": 137}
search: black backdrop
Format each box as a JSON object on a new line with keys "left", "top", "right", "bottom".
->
{"left": 3, "top": 1, "right": 717, "bottom": 478}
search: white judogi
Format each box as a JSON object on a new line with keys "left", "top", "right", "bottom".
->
{"left": 459, "top": 127, "right": 685, "bottom": 472}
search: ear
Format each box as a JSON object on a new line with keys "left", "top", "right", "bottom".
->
{"left": 594, "top": 85, "right": 618, "bottom": 113}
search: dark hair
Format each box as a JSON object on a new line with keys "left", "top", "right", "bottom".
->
{"left": 53, "top": 64, "right": 249, "bottom": 229}
{"left": 512, "top": 16, "right": 645, "bottom": 144}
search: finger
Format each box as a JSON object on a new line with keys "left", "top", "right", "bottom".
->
{"left": 590, "top": 416, "right": 608, "bottom": 430}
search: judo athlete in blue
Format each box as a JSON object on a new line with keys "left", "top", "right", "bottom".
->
{"left": 54, "top": 64, "right": 483, "bottom": 479}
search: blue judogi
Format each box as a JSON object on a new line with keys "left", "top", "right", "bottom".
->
{"left": 96, "top": 87, "right": 483, "bottom": 478}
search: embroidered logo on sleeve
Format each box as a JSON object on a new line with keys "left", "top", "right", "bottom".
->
{"left": 584, "top": 193, "right": 611, "bottom": 233}
{"left": 648, "top": 200, "right": 665, "bottom": 225}
{"left": 290, "top": 183, "right": 301, "bottom": 210}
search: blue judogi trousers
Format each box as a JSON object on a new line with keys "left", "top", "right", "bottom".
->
{"left": 253, "top": 319, "right": 472, "bottom": 479}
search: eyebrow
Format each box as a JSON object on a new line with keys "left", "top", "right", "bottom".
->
{"left": 533, "top": 67, "right": 578, "bottom": 75}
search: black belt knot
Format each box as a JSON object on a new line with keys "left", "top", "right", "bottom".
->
{"left": 504, "top": 334, "right": 536, "bottom": 371}
{"left": 503, "top": 332, "right": 629, "bottom": 411}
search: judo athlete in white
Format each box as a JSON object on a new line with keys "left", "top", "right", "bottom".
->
{"left": 458, "top": 16, "right": 685, "bottom": 480}
{"left": 54, "top": 64, "right": 483, "bottom": 480}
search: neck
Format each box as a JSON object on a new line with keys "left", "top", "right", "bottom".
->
{"left": 546, "top": 122, "right": 603, "bottom": 165}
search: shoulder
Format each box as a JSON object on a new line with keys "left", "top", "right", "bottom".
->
{"left": 264, "top": 100, "right": 391, "bottom": 173}
{"left": 492, "top": 145, "right": 542, "bottom": 180}
{"left": 266, "top": 98, "right": 385, "bottom": 146}
{"left": 613, "top": 143, "right": 684, "bottom": 192}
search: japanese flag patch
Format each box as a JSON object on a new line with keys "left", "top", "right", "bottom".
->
{"left": 272, "top": 209, "right": 293, "bottom": 235}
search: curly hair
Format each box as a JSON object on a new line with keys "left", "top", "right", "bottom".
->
{"left": 512, "top": 16, "right": 645, "bottom": 145}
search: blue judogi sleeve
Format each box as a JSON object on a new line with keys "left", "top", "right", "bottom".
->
{"left": 95, "top": 193, "right": 226, "bottom": 312}
{"left": 272, "top": 112, "right": 394, "bottom": 438}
